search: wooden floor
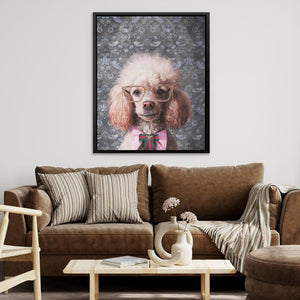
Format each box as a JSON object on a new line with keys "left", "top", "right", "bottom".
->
{"left": 0, "top": 275, "right": 247, "bottom": 300}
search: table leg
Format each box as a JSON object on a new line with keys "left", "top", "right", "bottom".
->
{"left": 201, "top": 272, "right": 210, "bottom": 300}
{"left": 90, "top": 273, "right": 99, "bottom": 300}
{"left": 95, "top": 274, "right": 99, "bottom": 298}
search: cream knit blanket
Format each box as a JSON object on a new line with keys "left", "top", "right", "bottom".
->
{"left": 193, "top": 183, "right": 295, "bottom": 274}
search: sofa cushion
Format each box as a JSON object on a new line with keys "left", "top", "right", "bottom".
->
{"left": 38, "top": 171, "right": 90, "bottom": 226}
{"left": 155, "top": 221, "right": 280, "bottom": 258}
{"left": 24, "top": 188, "right": 53, "bottom": 231}
{"left": 85, "top": 170, "right": 143, "bottom": 224}
{"left": 87, "top": 165, "right": 150, "bottom": 221}
{"left": 35, "top": 166, "right": 83, "bottom": 186}
{"left": 151, "top": 163, "right": 264, "bottom": 224}
{"left": 26, "top": 222, "right": 153, "bottom": 256}
{"left": 35, "top": 164, "right": 150, "bottom": 221}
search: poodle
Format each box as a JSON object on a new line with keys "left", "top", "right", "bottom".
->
{"left": 107, "top": 52, "right": 192, "bottom": 150}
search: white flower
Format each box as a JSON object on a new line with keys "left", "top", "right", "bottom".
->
{"left": 180, "top": 211, "right": 197, "bottom": 224}
{"left": 162, "top": 197, "right": 180, "bottom": 213}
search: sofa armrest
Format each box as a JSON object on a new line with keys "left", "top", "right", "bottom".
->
{"left": 279, "top": 190, "right": 300, "bottom": 244}
{"left": 4, "top": 185, "right": 34, "bottom": 246}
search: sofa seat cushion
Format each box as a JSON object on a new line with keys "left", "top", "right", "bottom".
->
{"left": 26, "top": 222, "right": 153, "bottom": 256}
{"left": 155, "top": 221, "right": 280, "bottom": 258}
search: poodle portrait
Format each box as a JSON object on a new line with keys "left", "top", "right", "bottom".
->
{"left": 107, "top": 52, "right": 192, "bottom": 150}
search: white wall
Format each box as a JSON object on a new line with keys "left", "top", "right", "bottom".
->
{"left": 1, "top": 0, "right": 300, "bottom": 204}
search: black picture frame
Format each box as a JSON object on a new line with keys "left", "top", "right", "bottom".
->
{"left": 93, "top": 12, "right": 210, "bottom": 153}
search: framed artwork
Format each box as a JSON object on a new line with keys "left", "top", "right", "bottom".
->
{"left": 93, "top": 13, "right": 210, "bottom": 153}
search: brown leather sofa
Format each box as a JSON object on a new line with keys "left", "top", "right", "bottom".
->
{"left": 4, "top": 163, "right": 300, "bottom": 277}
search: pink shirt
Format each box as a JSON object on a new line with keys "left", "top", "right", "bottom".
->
{"left": 128, "top": 126, "right": 167, "bottom": 150}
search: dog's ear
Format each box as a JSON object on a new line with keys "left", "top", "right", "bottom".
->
{"left": 164, "top": 89, "right": 192, "bottom": 129}
{"left": 107, "top": 84, "right": 133, "bottom": 132}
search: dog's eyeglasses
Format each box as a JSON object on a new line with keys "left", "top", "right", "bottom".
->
{"left": 122, "top": 85, "right": 173, "bottom": 102}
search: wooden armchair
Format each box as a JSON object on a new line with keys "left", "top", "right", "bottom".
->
{"left": 0, "top": 204, "right": 42, "bottom": 299}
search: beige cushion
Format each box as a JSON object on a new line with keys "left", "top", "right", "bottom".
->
{"left": 24, "top": 188, "right": 53, "bottom": 231}
{"left": 85, "top": 170, "right": 143, "bottom": 224}
{"left": 151, "top": 163, "right": 264, "bottom": 224}
{"left": 35, "top": 164, "right": 150, "bottom": 221}
{"left": 87, "top": 165, "right": 150, "bottom": 221}
{"left": 35, "top": 166, "right": 84, "bottom": 186}
{"left": 38, "top": 171, "right": 90, "bottom": 226}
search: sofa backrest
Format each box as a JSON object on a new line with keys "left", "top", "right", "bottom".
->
{"left": 32, "top": 163, "right": 281, "bottom": 229}
{"left": 35, "top": 164, "right": 150, "bottom": 221}
{"left": 150, "top": 163, "right": 264, "bottom": 224}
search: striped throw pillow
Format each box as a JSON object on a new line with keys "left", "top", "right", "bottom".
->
{"left": 38, "top": 171, "right": 90, "bottom": 226}
{"left": 85, "top": 170, "right": 143, "bottom": 224}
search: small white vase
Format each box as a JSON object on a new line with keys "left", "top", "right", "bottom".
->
{"left": 171, "top": 230, "right": 192, "bottom": 266}
{"left": 155, "top": 216, "right": 193, "bottom": 260}
{"left": 148, "top": 216, "right": 193, "bottom": 267}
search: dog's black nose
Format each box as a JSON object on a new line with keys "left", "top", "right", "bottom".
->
{"left": 143, "top": 101, "right": 154, "bottom": 111}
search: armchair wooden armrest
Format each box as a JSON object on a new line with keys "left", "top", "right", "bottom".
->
{"left": 0, "top": 204, "right": 42, "bottom": 217}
